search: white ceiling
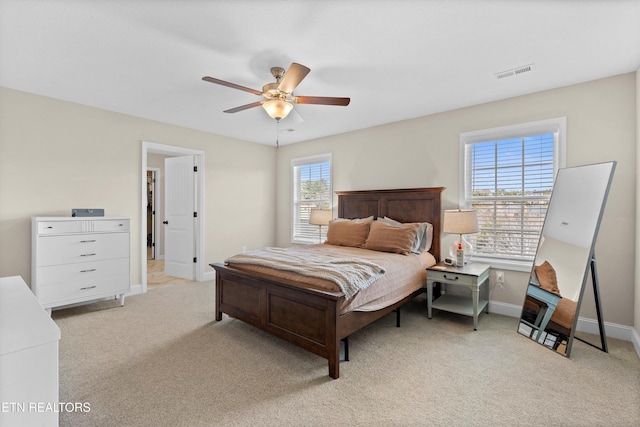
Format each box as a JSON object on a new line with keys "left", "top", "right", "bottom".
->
{"left": 1, "top": 1, "right": 639, "bottom": 146}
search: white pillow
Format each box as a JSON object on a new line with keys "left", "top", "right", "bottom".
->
{"left": 332, "top": 215, "right": 374, "bottom": 223}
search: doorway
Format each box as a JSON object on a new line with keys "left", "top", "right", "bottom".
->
{"left": 146, "top": 168, "right": 159, "bottom": 260}
{"left": 141, "top": 141, "right": 205, "bottom": 293}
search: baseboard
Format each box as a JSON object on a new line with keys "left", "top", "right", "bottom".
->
{"left": 489, "top": 300, "right": 639, "bottom": 358}
{"left": 203, "top": 271, "right": 216, "bottom": 281}
{"left": 488, "top": 300, "right": 523, "bottom": 318}
{"left": 632, "top": 328, "right": 640, "bottom": 357}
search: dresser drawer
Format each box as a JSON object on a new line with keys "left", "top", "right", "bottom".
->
{"left": 92, "top": 219, "right": 129, "bottom": 233}
{"left": 36, "top": 266, "right": 129, "bottom": 305}
{"left": 37, "top": 219, "right": 129, "bottom": 235}
{"left": 36, "top": 233, "right": 129, "bottom": 267}
{"left": 428, "top": 269, "right": 477, "bottom": 286}
{"left": 35, "top": 258, "right": 129, "bottom": 287}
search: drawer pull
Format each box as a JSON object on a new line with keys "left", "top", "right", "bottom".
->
{"left": 80, "top": 269, "right": 96, "bottom": 273}
{"left": 443, "top": 274, "right": 459, "bottom": 281}
{"left": 80, "top": 253, "right": 96, "bottom": 257}
{"left": 80, "top": 239, "right": 97, "bottom": 243}
{"left": 80, "top": 285, "right": 97, "bottom": 291}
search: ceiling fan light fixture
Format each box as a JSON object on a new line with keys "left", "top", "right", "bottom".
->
{"left": 263, "top": 100, "right": 293, "bottom": 120}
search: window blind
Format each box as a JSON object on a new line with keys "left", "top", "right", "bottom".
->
{"left": 291, "top": 154, "right": 332, "bottom": 244}
{"left": 461, "top": 119, "right": 565, "bottom": 265}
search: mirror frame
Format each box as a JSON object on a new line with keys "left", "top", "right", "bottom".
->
{"left": 517, "top": 161, "right": 616, "bottom": 356}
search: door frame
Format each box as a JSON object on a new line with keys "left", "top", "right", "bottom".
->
{"left": 141, "top": 141, "right": 205, "bottom": 293}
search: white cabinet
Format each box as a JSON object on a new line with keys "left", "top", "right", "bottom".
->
{"left": 31, "top": 217, "right": 130, "bottom": 313}
{"left": 0, "top": 276, "right": 60, "bottom": 427}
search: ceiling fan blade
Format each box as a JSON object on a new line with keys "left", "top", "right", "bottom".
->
{"left": 202, "top": 76, "right": 262, "bottom": 96}
{"left": 278, "top": 63, "right": 311, "bottom": 93}
{"left": 224, "top": 101, "right": 263, "bottom": 113}
{"left": 294, "top": 96, "right": 350, "bottom": 106}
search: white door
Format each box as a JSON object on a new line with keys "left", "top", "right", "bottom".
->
{"left": 164, "top": 155, "right": 195, "bottom": 280}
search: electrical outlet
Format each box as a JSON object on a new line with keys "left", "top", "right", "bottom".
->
{"left": 496, "top": 271, "right": 505, "bottom": 288}
{"left": 242, "top": 246, "right": 247, "bottom": 253}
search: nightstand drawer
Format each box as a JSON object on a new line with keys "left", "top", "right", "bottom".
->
{"left": 428, "top": 269, "right": 476, "bottom": 285}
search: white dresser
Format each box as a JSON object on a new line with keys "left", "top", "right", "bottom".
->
{"left": 31, "top": 216, "right": 130, "bottom": 313}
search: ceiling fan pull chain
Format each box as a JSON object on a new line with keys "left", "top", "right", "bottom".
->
{"left": 275, "top": 119, "right": 280, "bottom": 149}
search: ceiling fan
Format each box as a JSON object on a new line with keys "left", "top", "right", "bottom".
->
{"left": 202, "top": 63, "right": 350, "bottom": 121}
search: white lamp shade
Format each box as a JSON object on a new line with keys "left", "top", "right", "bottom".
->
{"left": 443, "top": 209, "right": 479, "bottom": 234}
{"left": 262, "top": 100, "right": 293, "bottom": 120}
{"left": 309, "top": 209, "right": 332, "bottom": 226}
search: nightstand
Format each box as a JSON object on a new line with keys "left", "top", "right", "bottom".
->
{"left": 427, "top": 262, "right": 491, "bottom": 330}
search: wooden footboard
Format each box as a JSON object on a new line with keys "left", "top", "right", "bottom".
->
{"left": 212, "top": 263, "right": 345, "bottom": 378}
{"left": 212, "top": 263, "right": 426, "bottom": 379}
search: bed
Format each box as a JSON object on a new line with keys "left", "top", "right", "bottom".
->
{"left": 210, "top": 187, "right": 444, "bottom": 378}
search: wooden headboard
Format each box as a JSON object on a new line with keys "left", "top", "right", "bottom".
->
{"left": 336, "top": 187, "right": 445, "bottom": 261}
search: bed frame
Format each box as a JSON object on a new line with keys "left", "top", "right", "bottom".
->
{"left": 210, "top": 187, "right": 444, "bottom": 378}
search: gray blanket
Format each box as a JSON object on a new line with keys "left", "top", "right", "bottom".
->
{"left": 225, "top": 247, "right": 386, "bottom": 299}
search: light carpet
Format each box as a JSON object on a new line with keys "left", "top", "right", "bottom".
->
{"left": 52, "top": 281, "right": 640, "bottom": 427}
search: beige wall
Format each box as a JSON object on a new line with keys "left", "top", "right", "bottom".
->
{"left": 276, "top": 73, "right": 637, "bottom": 327}
{"left": 0, "top": 87, "right": 277, "bottom": 287}
{"left": 1, "top": 73, "right": 636, "bottom": 328}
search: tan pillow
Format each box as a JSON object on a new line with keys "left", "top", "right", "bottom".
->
{"left": 363, "top": 221, "right": 419, "bottom": 255}
{"left": 326, "top": 218, "right": 373, "bottom": 247}
{"left": 535, "top": 261, "right": 560, "bottom": 295}
{"left": 380, "top": 216, "right": 433, "bottom": 253}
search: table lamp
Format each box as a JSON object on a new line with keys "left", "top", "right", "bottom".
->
{"left": 309, "top": 209, "right": 332, "bottom": 243}
{"left": 443, "top": 209, "right": 479, "bottom": 266}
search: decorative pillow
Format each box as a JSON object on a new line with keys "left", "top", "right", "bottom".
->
{"left": 326, "top": 217, "right": 373, "bottom": 247}
{"left": 379, "top": 216, "right": 433, "bottom": 254}
{"left": 363, "top": 221, "right": 419, "bottom": 255}
{"left": 535, "top": 260, "right": 561, "bottom": 295}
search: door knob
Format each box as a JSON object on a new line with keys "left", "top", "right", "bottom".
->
{"left": 163, "top": 221, "right": 168, "bottom": 224}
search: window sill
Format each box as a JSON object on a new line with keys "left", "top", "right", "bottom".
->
{"left": 291, "top": 239, "right": 324, "bottom": 246}
{"left": 467, "top": 255, "right": 533, "bottom": 273}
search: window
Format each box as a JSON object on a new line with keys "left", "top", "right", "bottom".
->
{"left": 291, "top": 154, "right": 332, "bottom": 244}
{"left": 460, "top": 118, "right": 566, "bottom": 271}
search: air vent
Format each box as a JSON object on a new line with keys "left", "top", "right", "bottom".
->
{"left": 495, "top": 63, "right": 536, "bottom": 80}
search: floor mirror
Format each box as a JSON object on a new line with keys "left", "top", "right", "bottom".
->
{"left": 517, "top": 161, "right": 616, "bottom": 356}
